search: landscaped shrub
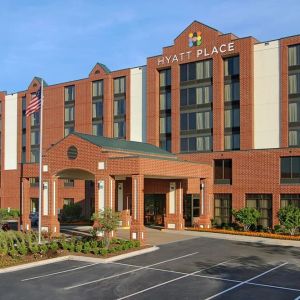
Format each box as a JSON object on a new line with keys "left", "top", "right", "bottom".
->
{"left": 49, "top": 241, "right": 59, "bottom": 253}
{"left": 232, "top": 207, "right": 261, "bottom": 231}
{"left": 278, "top": 205, "right": 300, "bottom": 236}
{"left": 61, "top": 203, "right": 82, "bottom": 221}
{"left": 91, "top": 208, "right": 120, "bottom": 248}
{"left": 83, "top": 241, "right": 91, "bottom": 254}
{"left": 39, "top": 244, "right": 48, "bottom": 255}
{"left": 75, "top": 241, "right": 83, "bottom": 253}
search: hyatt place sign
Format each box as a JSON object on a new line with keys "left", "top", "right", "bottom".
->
{"left": 157, "top": 42, "right": 235, "bottom": 66}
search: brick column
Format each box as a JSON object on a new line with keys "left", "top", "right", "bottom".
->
{"left": 21, "top": 178, "right": 31, "bottom": 231}
{"left": 164, "top": 181, "right": 184, "bottom": 230}
{"left": 196, "top": 178, "right": 213, "bottom": 228}
{"left": 94, "top": 175, "right": 117, "bottom": 238}
{"left": 130, "top": 175, "right": 146, "bottom": 244}
{"left": 40, "top": 177, "right": 60, "bottom": 236}
{"left": 272, "top": 193, "right": 280, "bottom": 227}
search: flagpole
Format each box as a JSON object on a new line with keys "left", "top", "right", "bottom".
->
{"left": 38, "top": 79, "right": 44, "bottom": 244}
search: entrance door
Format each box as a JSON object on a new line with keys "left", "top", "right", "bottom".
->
{"left": 144, "top": 194, "right": 166, "bottom": 226}
{"left": 183, "top": 194, "right": 200, "bottom": 227}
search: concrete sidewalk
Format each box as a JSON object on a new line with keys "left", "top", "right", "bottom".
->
{"left": 162, "top": 229, "right": 300, "bottom": 247}
{"left": 61, "top": 225, "right": 300, "bottom": 247}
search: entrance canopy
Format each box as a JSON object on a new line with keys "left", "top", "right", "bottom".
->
{"left": 23, "top": 131, "right": 212, "bottom": 186}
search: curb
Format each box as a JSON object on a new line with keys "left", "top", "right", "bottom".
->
{"left": 0, "top": 246, "right": 159, "bottom": 274}
{"left": 0, "top": 256, "right": 69, "bottom": 274}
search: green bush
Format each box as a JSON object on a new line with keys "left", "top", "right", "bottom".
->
{"left": 39, "top": 244, "right": 48, "bottom": 255}
{"left": 83, "top": 242, "right": 91, "bottom": 254}
{"left": 232, "top": 208, "right": 261, "bottom": 231}
{"left": 75, "top": 241, "right": 83, "bottom": 252}
{"left": 61, "top": 203, "right": 82, "bottom": 221}
{"left": 49, "top": 241, "right": 59, "bottom": 252}
{"left": 278, "top": 205, "right": 300, "bottom": 236}
{"left": 100, "top": 248, "right": 108, "bottom": 256}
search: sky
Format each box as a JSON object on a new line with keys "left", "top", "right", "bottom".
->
{"left": 0, "top": 0, "right": 299, "bottom": 94}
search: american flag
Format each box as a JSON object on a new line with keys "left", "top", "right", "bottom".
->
{"left": 26, "top": 87, "right": 41, "bottom": 116}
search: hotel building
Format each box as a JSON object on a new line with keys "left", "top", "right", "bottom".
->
{"left": 0, "top": 21, "right": 300, "bottom": 242}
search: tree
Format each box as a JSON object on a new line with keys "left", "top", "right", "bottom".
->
{"left": 91, "top": 208, "right": 120, "bottom": 248}
{"left": 278, "top": 205, "right": 300, "bottom": 236}
{"left": 232, "top": 207, "right": 261, "bottom": 231}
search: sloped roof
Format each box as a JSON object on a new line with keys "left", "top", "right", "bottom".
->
{"left": 72, "top": 132, "right": 176, "bottom": 158}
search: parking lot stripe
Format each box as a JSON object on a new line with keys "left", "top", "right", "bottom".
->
{"left": 203, "top": 262, "right": 288, "bottom": 300}
{"left": 247, "top": 282, "right": 300, "bottom": 293}
{"left": 114, "top": 261, "right": 300, "bottom": 293}
{"left": 64, "top": 251, "right": 199, "bottom": 290}
{"left": 116, "top": 257, "right": 238, "bottom": 300}
{"left": 21, "top": 263, "right": 99, "bottom": 282}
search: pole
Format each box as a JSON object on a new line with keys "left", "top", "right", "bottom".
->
{"left": 38, "top": 80, "right": 44, "bottom": 244}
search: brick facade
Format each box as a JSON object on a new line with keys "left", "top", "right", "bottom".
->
{"left": 1, "top": 21, "right": 300, "bottom": 242}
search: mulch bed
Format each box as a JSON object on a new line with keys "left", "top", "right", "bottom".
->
{"left": 186, "top": 228, "right": 300, "bottom": 241}
{"left": 0, "top": 245, "right": 150, "bottom": 269}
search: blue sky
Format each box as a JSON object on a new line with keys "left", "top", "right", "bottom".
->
{"left": 0, "top": 0, "right": 299, "bottom": 93}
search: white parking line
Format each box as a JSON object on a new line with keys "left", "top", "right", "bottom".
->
{"left": 114, "top": 261, "right": 300, "bottom": 293}
{"left": 116, "top": 257, "right": 238, "bottom": 300}
{"left": 204, "top": 262, "right": 288, "bottom": 300}
{"left": 64, "top": 252, "right": 199, "bottom": 290}
{"left": 294, "top": 296, "right": 300, "bottom": 300}
{"left": 21, "top": 263, "right": 99, "bottom": 281}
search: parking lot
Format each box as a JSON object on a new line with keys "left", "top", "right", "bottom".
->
{"left": 0, "top": 236, "right": 300, "bottom": 299}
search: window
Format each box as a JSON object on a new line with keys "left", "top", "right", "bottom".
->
{"left": 92, "top": 100, "right": 103, "bottom": 119}
{"left": 159, "top": 69, "right": 171, "bottom": 87}
{"left": 281, "top": 156, "right": 300, "bottom": 183}
{"left": 160, "top": 92, "right": 171, "bottom": 110}
{"left": 288, "top": 44, "right": 300, "bottom": 67}
{"left": 64, "top": 179, "right": 74, "bottom": 187}
{"left": 30, "top": 148, "right": 39, "bottom": 163}
{"left": 29, "top": 177, "right": 39, "bottom": 187}
{"left": 224, "top": 82, "right": 240, "bottom": 101}
{"left": 289, "top": 102, "right": 300, "bottom": 123}
{"left": 225, "top": 108, "right": 240, "bottom": 128}
{"left": 160, "top": 116, "right": 171, "bottom": 134}
{"left": 64, "top": 126, "right": 74, "bottom": 137}
{"left": 22, "top": 96, "right": 26, "bottom": 112}
{"left": 180, "top": 60, "right": 212, "bottom": 82}
{"left": 92, "top": 123, "right": 103, "bottom": 136}
{"left": 30, "top": 112, "right": 40, "bottom": 127}
{"left": 214, "top": 194, "right": 232, "bottom": 225}
{"left": 63, "top": 198, "right": 74, "bottom": 206}
{"left": 224, "top": 56, "right": 240, "bottom": 76}
{"left": 180, "top": 86, "right": 212, "bottom": 107}
{"left": 281, "top": 194, "right": 300, "bottom": 208}
{"left": 64, "top": 106, "right": 74, "bottom": 122}
{"left": 114, "top": 77, "right": 126, "bottom": 94}
{"left": 92, "top": 80, "right": 103, "bottom": 98}
{"left": 64, "top": 86, "right": 75, "bottom": 102}
{"left": 180, "top": 136, "right": 211, "bottom": 152}
{"left": 114, "top": 121, "right": 125, "bottom": 138}
{"left": 289, "top": 129, "right": 300, "bottom": 146}
{"left": 30, "top": 130, "right": 40, "bottom": 146}
{"left": 224, "top": 134, "right": 240, "bottom": 150}
{"left": 289, "top": 73, "right": 300, "bottom": 95}
{"left": 114, "top": 99, "right": 126, "bottom": 116}
{"left": 30, "top": 198, "right": 39, "bottom": 213}
{"left": 214, "top": 159, "right": 232, "bottom": 184}
{"left": 180, "top": 111, "right": 212, "bottom": 131}
{"left": 246, "top": 194, "right": 272, "bottom": 228}
{"left": 159, "top": 138, "right": 171, "bottom": 152}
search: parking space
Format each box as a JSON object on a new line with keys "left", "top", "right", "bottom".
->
{"left": 0, "top": 236, "right": 299, "bottom": 300}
